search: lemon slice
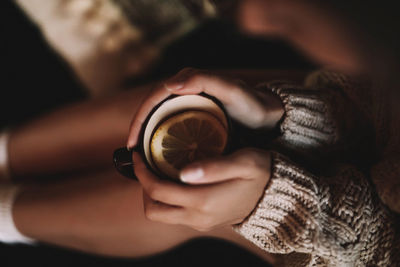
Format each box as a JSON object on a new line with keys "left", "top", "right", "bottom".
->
{"left": 150, "top": 110, "right": 228, "bottom": 180}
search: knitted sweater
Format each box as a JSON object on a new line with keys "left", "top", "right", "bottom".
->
{"left": 234, "top": 71, "right": 400, "bottom": 266}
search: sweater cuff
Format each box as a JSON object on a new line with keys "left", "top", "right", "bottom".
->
{"left": 257, "top": 81, "right": 339, "bottom": 150}
{"left": 0, "top": 185, "right": 35, "bottom": 244}
{"left": 233, "top": 152, "right": 320, "bottom": 254}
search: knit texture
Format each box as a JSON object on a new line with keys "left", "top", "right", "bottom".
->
{"left": 234, "top": 71, "right": 400, "bottom": 266}
{"left": 267, "top": 81, "right": 338, "bottom": 149}
{"left": 234, "top": 153, "right": 399, "bottom": 266}
{"left": 305, "top": 70, "right": 400, "bottom": 213}
{"left": 259, "top": 79, "right": 372, "bottom": 160}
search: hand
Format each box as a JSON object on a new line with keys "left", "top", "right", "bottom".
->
{"left": 133, "top": 148, "right": 271, "bottom": 231}
{"left": 127, "top": 68, "right": 283, "bottom": 148}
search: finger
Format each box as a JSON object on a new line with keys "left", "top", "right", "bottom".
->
{"left": 180, "top": 148, "right": 271, "bottom": 184}
{"left": 133, "top": 152, "right": 195, "bottom": 206}
{"left": 163, "top": 67, "right": 198, "bottom": 91}
{"left": 127, "top": 85, "right": 171, "bottom": 148}
{"left": 165, "top": 70, "right": 242, "bottom": 105}
{"left": 142, "top": 191, "right": 189, "bottom": 225}
{"left": 165, "top": 70, "right": 268, "bottom": 128}
{"left": 127, "top": 68, "right": 201, "bottom": 147}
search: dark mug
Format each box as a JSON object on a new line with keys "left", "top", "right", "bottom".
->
{"left": 113, "top": 93, "right": 231, "bottom": 180}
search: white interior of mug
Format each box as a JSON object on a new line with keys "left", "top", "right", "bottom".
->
{"left": 143, "top": 95, "right": 228, "bottom": 171}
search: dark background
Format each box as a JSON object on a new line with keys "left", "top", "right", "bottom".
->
{"left": 0, "top": 1, "right": 313, "bottom": 266}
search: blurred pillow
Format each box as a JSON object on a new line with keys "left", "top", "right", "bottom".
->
{"left": 15, "top": 0, "right": 217, "bottom": 96}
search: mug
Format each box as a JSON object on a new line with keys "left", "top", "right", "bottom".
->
{"left": 113, "top": 93, "right": 230, "bottom": 180}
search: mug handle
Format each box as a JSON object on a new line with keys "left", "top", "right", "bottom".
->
{"left": 113, "top": 147, "right": 139, "bottom": 180}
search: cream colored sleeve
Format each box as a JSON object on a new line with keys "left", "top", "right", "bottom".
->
{"left": 257, "top": 79, "right": 372, "bottom": 158}
{"left": 234, "top": 152, "right": 399, "bottom": 266}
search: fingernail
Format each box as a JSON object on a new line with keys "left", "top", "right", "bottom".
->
{"left": 180, "top": 166, "right": 204, "bottom": 183}
{"left": 164, "top": 82, "right": 184, "bottom": 91}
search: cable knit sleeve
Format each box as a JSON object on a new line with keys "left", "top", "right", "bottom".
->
{"left": 234, "top": 152, "right": 399, "bottom": 266}
{"left": 256, "top": 77, "right": 373, "bottom": 158}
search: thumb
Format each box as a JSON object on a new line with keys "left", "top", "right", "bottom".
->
{"left": 179, "top": 150, "right": 264, "bottom": 184}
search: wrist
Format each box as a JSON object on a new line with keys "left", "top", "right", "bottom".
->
{"left": 265, "top": 91, "right": 285, "bottom": 128}
{"left": 253, "top": 85, "right": 285, "bottom": 130}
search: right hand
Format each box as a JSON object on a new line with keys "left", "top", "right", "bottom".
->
{"left": 133, "top": 147, "right": 271, "bottom": 232}
{"left": 127, "top": 68, "right": 284, "bottom": 148}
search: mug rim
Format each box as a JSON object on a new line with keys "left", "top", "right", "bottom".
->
{"left": 140, "top": 93, "right": 231, "bottom": 178}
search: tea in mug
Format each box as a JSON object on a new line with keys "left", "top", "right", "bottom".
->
{"left": 114, "top": 94, "right": 229, "bottom": 180}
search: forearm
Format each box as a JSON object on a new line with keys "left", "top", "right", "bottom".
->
{"left": 8, "top": 86, "right": 150, "bottom": 179}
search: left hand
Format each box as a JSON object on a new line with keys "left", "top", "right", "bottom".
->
{"left": 127, "top": 68, "right": 284, "bottom": 149}
{"left": 133, "top": 148, "right": 271, "bottom": 232}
